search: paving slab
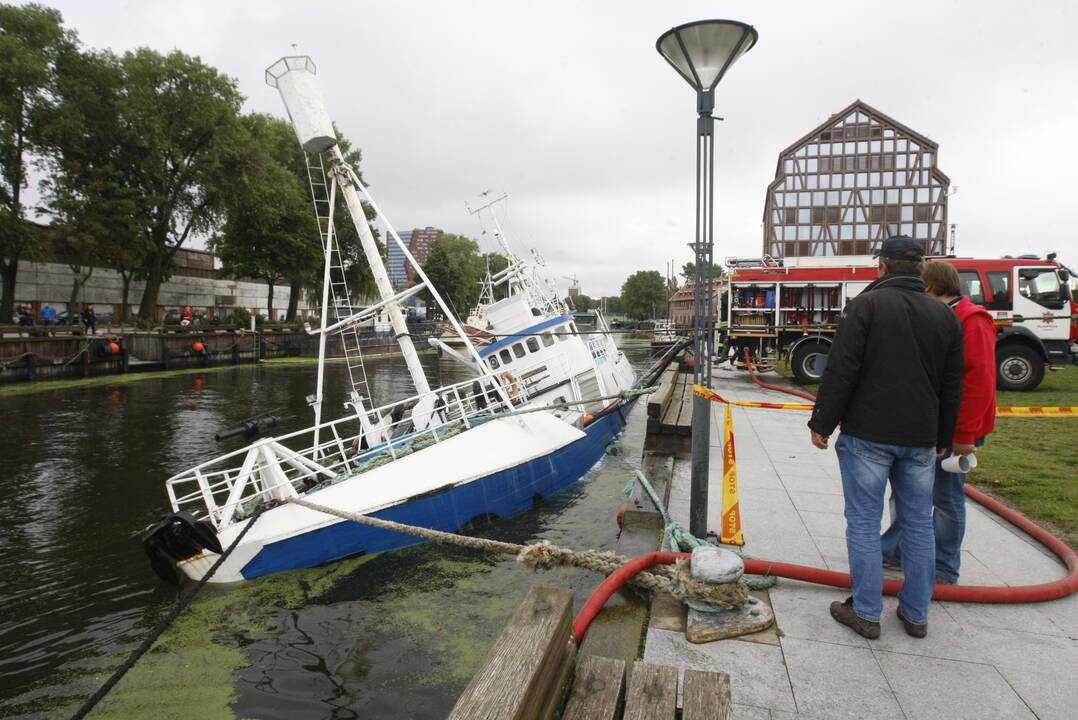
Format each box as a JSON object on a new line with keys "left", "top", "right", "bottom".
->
{"left": 875, "top": 650, "right": 1036, "bottom": 720}
{"left": 780, "top": 637, "right": 904, "bottom": 719}
{"left": 644, "top": 628, "right": 797, "bottom": 713}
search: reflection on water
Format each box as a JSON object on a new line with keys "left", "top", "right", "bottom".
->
{"left": 0, "top": 341, "right": 657, "bottom": 719}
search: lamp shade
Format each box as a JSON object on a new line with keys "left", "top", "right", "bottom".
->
{"left": 656, "top": 20, "right": 757, "bottom": 92}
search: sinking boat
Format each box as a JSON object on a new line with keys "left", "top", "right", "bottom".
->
{"left": 143, "top": 56, "right": 649, "bottom": 584}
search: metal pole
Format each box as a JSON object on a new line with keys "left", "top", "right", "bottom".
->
{"left": 689, "top": 89, "right": 715, "bottom": 539}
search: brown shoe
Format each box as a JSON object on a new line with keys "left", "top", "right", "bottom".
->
{"left": 830, "top": 597, "right": 880, "bottom": 639}
{"left": 896, "top": 606, "right": 927, "bottom": 638}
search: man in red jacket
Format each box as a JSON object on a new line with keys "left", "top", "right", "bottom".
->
{"left": 880, "top": 260, "right": 996, "bottom": 583}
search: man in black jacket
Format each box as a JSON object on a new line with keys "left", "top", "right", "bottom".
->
{"left": 808, "top": 236, "right": 963, "bottom": 639}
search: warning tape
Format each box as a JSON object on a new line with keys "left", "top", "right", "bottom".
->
{"left": 996, "top": 407, "right": 1078, "bottom": 417}
{"left": 694, "top": 384, "right": 1078, "bottom": 418}
{"left": 719, "top": 403, "right": 744, "bottom": 546}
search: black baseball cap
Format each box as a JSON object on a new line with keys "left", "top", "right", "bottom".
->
{"left": 874, "top": 235, "right": 924, "bottom": 260}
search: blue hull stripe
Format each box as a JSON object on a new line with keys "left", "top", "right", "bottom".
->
{"left": 240, "top": 403, "right": 632, "bottom": 580}
{"left": 478, "top": 314, "right": 573, "bottom": 358}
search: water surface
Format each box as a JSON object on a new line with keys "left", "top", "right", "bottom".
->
{"left": 0, "top": 341, "right": 656, "bottom": 718}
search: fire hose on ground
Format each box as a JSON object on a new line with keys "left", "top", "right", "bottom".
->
{"left": 574, "top": 350, "right": 1078, "bottom": 641}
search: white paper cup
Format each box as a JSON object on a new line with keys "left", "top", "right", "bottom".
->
{"left": 941, "top": 453, "right": 977, "bottom": 473}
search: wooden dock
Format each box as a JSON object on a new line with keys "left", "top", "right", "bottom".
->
{"left": 449, "top": 586, "right": 732, "bottom": 719}
{"left": 645, "top": 367, "right": 694, "bottom": 453}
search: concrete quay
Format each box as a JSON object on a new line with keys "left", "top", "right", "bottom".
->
{"left": 645, "top": 365, "right": 1078, "bottom": 720}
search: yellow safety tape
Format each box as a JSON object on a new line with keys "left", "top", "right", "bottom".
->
{"left": 695, "top": 384, "right": 1078, "bottom": 418}
{"left": 719, "top": 402, "right": 744, "bottom": 546}
{"left": 996, "top": 407, "right": 1078, "bottom": 417}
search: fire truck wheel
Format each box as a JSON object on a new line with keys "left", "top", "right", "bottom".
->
{"left": 996, "top": 344, "right": 1044, "bottom": 392}
{"left": 791, "top": 341, "right": 830, "bottom": 385}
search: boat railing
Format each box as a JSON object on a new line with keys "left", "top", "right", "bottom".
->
{"left": 165, "top": 372, "right": 530, "bottom": 531}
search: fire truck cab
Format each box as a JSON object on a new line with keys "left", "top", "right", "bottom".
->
{"left": 939, "top": 256, "right": 1076, "bottom": 391}
{"left": 722, "top": 254, "right": 1076, "bottom": 391}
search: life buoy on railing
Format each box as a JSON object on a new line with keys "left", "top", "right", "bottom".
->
{"left": 500, "top": 371, "right": 521, "bottom": 400}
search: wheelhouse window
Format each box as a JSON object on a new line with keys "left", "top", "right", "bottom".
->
{"left": 488, "top": 355, "right": 500, "bottom": 370}
{"left": 499, "top": 349, "right": 512, "bottom": 364}
{"left": 526, "top": 337, "right": 540, "bottom": 353}
{"left": 512, "top": 342, "right": 526, "bottom": 359}
{"left": 541, "top": 332, "right": 554, "bottom": 347}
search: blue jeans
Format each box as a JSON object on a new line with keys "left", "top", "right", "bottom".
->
{"left": 881, "top": 439, "right": 983, "bottom": 583}
{"left": 836, "top": 434, "right": 936, "bottom": 625}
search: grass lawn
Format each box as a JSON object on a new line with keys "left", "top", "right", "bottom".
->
{"left": 776, "top": 359, "right": 1078, "bottom": 546}
{"left": 969, "top": 366, "right": 1078, "bottom": 547}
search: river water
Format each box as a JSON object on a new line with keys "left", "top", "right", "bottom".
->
{"left": 0, "top": 340, "right": 656, "bottom": 719}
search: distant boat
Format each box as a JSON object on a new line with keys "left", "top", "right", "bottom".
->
{"left": 650, "top": 319, "right": 679, "bottom": 349}
{"left": 143, "top": 56, "right": 644, "bottom": 584}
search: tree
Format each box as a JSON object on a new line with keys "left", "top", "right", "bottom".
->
{"left": 569, "top": 293, "right": 596, "bottom": 312}
{"left": 39, "top": 47, "right": 148, "bottom": 321}
{"left": 680, "top": 261, "right": 725, "bottom": 281}
{"left": 600, "top": 295, "right": 623, "bottom": 316}
{"left": 0, "top": 3, "right": 75, "bottom": 321}
{"left": 108, "top": 48, "right": 243, "bottom": 322}
{"left": 620, "top": 270, "right": 668, "bottom": 320}
{"left": 211, "top": 113, "right": 320, "bottom": 320}
{"left": 422, "top": 234, "right": 484, "bottom": 320}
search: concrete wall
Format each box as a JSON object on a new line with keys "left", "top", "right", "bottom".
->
{"left": 6, "top": 260, "right": 314, "bottom": 321}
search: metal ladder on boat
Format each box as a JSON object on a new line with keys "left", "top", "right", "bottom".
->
{"left": 305, "top": 152, "right": 374, "bottom": 415}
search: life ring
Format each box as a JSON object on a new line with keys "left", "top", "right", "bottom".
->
{"left": 499, "top": 371, "right": 520, "bottom": 399}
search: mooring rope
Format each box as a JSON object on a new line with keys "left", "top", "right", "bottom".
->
{"left": 286, "top": 495, "right": 748, "bottom": 611}
{"left": 623, "top": 469, "right": 778, "bottom": 597}
{"left": 70, "top": 506, "right": 268, "bottom": 720}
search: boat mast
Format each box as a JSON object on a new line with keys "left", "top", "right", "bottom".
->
{"left": 267, "top": 56, "right": 430, "bottom": 398}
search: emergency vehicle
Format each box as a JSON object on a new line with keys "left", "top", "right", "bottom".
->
{"left": 721, "top": 254, "right": 1076, "bottom": 391}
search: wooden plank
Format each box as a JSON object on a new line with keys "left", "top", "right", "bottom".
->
{"left": 674, "top": 373, "right": 695, "bottom": 436}
{"left": 682, "top": 668, "right": 732, "bottom": 720}
{"left": 647, "top": 368, "right": 677, "bottom": 419}
{"left": 561, "top": 655, "right": 626, "bottom": 720}
{"left": 448, "top": 586, "right": 573, "bottom": 720}
{"left": 624, "top": 454, "right": 674, "bottom": 528}
{"left": 622, "top": 661, "right": 677, "bottom": 720}
{"left": 538, "top": 640, "right": 577, "bottom": 720}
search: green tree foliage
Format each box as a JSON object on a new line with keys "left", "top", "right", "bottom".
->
{"left": 40, "top": 47, "right": 148, "bottom": 320}
{"left": 680, "top": 261, "right": 725, "bottom": 281}
{"left": 422, "top": 233, "right": 483, "bottom": 320}
{"left": 0, "top": 3, "right": 74, "bottom": 320}
{"left": 600, "top": 295, "right": 623, "bottom": 316}
{"left": 620, "top": 270, "right": 668, "bottom": 320}
{"left": 108, "top": 48, "right": 244, "bottom": 321}
{"left": 211, "top": 113, "right": 320, "bottom": 320}
{"left": 569, "top": 293, "right": 596, "bottom": 312}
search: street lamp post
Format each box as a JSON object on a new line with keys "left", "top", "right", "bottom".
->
{"left": 656, "top": 20, "right": 757, "bottom": 538}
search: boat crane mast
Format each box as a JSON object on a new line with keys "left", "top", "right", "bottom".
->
{"left": 467, "top": 192, "right": 562, "bottom": 316}
{"left": 267, "top": 56, "right": 505, "bottom": 440}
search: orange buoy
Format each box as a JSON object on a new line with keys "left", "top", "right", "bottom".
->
{"left": 583, "top": 414, "right": 594, "bottom": 425}
{"left": 108, "top": 342, "right": 120, "bottom": 355}
{"left": 192, "top": 341, "right": 205, "bottom": 353}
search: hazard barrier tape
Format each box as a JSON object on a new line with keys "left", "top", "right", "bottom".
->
{"left": 694, "top": 384, "right": 1078, "bottom": 418}
{"left": 719, "top": 403, "right": 744, "bottom": 546}
{"left": 996, "top": 406, "right": 1078, "bottom": 417}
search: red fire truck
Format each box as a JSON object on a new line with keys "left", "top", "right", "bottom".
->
{"left": 722, "top": 254, "right": 1077, "bottom": 391}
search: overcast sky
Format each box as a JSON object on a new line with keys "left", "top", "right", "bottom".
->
{"left": 32, "top": 0, "right": 1078, "bottom": 297}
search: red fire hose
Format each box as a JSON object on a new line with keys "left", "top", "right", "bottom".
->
{"left": 572, "top": 355, "right": 1078, "bottom": 642}
{"left": 743, "top": 348, "right": 817, "bottom": 402}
